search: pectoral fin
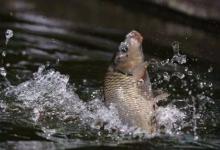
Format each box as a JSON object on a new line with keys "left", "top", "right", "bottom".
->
{"left": 132, "top": 61, "right": 148, "bottom": 80}
{"left": 132, "top": 61, "right": 153, "bottom": 96}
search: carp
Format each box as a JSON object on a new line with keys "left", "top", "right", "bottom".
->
{"left": 104, "top": 30, "right": 167, "bottom": 133}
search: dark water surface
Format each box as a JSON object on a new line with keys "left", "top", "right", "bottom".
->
{"left": 0, "top": 0, "right": 220, "bottom": 149}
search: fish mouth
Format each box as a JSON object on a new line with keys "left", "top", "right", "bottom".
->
{"left": 126, "top": 30, "right": 143, "bottom": 44}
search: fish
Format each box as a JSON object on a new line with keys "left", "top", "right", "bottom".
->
{"left": 104, "top": 30, "right": 167, "bottom": 133}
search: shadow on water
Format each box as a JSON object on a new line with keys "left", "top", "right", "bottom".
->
{"left": 0, "top": 0, "right": 219, "bottom": 149}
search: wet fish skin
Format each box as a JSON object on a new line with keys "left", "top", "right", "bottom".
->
{"left": 104, "top": 30, "right": 157, "bottom": 133}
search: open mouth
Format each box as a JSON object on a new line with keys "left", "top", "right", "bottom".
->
{"left": 126, "top": 30, "right": 143, "bottom": 44}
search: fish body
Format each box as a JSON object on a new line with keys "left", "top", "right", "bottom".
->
{"left": 104, "top": 31, "right": 157, "bottom": 133}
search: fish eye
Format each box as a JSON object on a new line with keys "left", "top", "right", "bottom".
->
{"left": 119, "top": 42, "right": 128, "bottom": 53}
{"left": 121, "top": 46, "right": 128, "bottom": 53}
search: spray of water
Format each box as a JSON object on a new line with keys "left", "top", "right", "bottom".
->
{"left": 150, "top": 41, "right": 216, "bottom": 139}
{"left": 3, "top": 66, "right": 128, "bottom": 137}
{"left": 0, "top": 30, "right": 15, "bottom": 88}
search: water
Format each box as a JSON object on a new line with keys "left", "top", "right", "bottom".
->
{"left": 5, "top": 29, "right": 13, "bottom": 46}
{"left": 0, "top": 0, "right": 220, "bottom": 149}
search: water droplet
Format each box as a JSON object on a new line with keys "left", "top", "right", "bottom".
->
{"left": 171, "top": 54, "right": 187, "bottom": 64}
{"left": 184, "top": 67, "right": 188, "bottom": 72}
{"left": 160, "top": 59, "right": 169, "bottom": 66}
{"left": 6, "top": 63, "right": 10, "bottom": 67}
{"left": 208, "top": 66, "right": 213, "bottom": 73}
{"left": 207, "top": 82, "right": 213, "bottom": 88}
{"left": 56, "top": 58, "right": 60, "bottom": 65}
{"left": 194, "top": 135, "right": 199, "bottom": 140}
{"left": 172, "top": 88, "right": 176, "bottom": 91}
{"left": 22, "top": 51, "right": 27, "bottom": 55}
{"left": 190, "top": 79, "right": 194, "bottom": 83}
{"left": 183, "top": 80, "right": 187, "bottom": 86}
{"left": 83, "top": 79, "right": 87, "bottom": 84}
{"left": 172, "top": 72, "right": 185, "bottom": 79}
{"left": 0, "top": 67, "right": 7, "bottom": 77}
{"left": 198, "top": 82, "right": 204, "bottom": 89}
{"left": 171, "top": 41, "right": 180, "bottom": 54}
{"left": 157, "top": 74, "right": 161, "bottom": 79}
{"left": 197, "top": 94, "right": 205, "bottom": 100}
{"left": 196, "top": 74, "right": 200, "bottom": 80}
{"left": 2, "top": 51, "right": 6, "bottom": 57}
{"left": 163, "top": 72, "right": 170, "bottom": 81}
{"left": 187, "top": 71, "right": 193, "bottom": 76}
{"left": 188, "top": 90, "right": 192, "bottom": 95}
{"left": 5, "top": 29, "right": 14, "bottom": 45}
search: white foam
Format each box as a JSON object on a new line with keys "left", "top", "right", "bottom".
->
{"left": 156, "top": 104, "right": 186, "bottom": 135}
{"left": 5, "top": 65, "right": 125, "bottom": 133}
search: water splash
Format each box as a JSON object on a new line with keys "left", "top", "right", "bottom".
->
{"left": 0, "top": 66, "right": 195, "bottom": 142}
{"left": 1, "top": 64, "right": 187, "bottom": 141}
{"left": 1, "top": 41, "right": 216, "bottom": 141}
{"left": 4, "top": 66, "right": 127, "bottom": 136}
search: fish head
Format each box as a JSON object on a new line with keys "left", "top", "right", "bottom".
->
{"left": 112, "top": 30, "right": 144, "bottom": 74}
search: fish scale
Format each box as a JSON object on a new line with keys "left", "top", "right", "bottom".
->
{"left": 104, "top": 71, "right": 156, "bottom": 133}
